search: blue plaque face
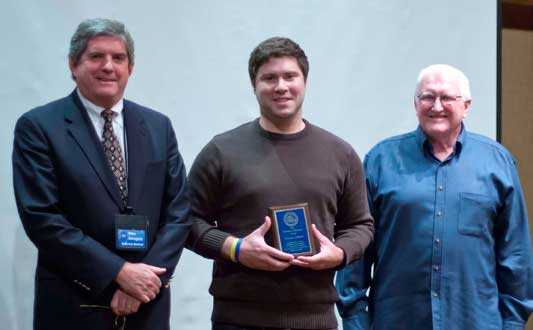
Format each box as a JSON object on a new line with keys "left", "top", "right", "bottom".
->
{"left": 272, "top": 207, "right": 313, "bottom": 255}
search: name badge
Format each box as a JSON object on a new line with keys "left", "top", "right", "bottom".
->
{"left": 115, "top": 214, "right": 149, "bottom": 251}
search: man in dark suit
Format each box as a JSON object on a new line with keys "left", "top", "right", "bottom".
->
{"left": 12, "top": 18, "right": 191, "bottom": 330}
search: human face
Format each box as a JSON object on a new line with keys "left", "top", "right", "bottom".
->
{"left": 254, "top": 56, "right": 306, "bottom": 127}
{"left": 415, "top": 72, "right": 471, "bottom": 143}
{"left": 69, "top": 35, "right": 133, "bottom": 108}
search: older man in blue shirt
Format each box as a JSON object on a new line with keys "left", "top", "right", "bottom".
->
{"left": 336, "top": 64, "right": 533, "bottom": 330}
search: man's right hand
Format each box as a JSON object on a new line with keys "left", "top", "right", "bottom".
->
{"left": 224, "top": 216, "right": 294, "bottom": 271}
{"left": 115, "top": 262, "right": 166, "bottom": 303}
{"left": 110, "top": 289, "right": 141, "bottom": 316}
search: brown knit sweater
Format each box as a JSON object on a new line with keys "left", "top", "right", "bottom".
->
{"left": 187, "top": 119, "right": 373, "bottom": 329}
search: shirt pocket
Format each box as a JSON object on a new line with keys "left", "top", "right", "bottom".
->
{"left": 458, "top": 192, "right": 496, "bottom": 237}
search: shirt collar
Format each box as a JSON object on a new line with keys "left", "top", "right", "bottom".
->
{"left": 416, "top": 124, "right": 466, "bottom": 158}
{"left": 76, "top": 88, "right": 124, "bottom": 118}
{"left": 255, "top": 118, "right": 311, "bottom": 141}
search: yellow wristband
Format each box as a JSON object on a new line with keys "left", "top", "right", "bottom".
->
{"left": 229, "top": 238, "right": 239, "bottom": 262}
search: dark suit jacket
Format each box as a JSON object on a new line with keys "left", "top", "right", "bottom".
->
{"left": 12, "top": 91, "right": 191, "bottom": 330}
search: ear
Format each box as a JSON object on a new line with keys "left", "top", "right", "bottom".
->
{"left": 463, "top": 99, "right": 472, "bottom": 118}
{"left": 128, "top": 63, "right": 134, "bottom": 75}
{"left": 68, "top": 57, "right": 77, "bottom": 78}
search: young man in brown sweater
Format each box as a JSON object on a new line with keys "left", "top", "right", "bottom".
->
{"left": 187, "top": 37, "right": 373, "bottom": 330}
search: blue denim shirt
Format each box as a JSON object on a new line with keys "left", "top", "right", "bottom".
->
{"left": 336, "top": 126, "right": 533, "bottom": 330}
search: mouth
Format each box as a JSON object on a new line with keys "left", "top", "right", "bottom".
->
{"left": 428, "top": 114, "right": 447, "bottom": 119}
{"left": 96, "top": 77, "right": 116, "bottom": 83}
{"left": 273, "top": 97, "right": 292, "bottom": 103}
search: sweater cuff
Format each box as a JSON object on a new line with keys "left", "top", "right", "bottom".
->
{"left": 333, "top": 248, "right": 348, "bottom": 270}
{"left": 197, "top": 228, "right": 232, "bottom": 259}
{"left": 335, "top": 238, "right": 363, "bottom": 265}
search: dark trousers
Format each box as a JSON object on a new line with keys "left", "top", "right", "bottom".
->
{"left": 212, "top": 323, "right": 337, "bottom": 330}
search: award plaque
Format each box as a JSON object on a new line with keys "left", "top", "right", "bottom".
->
{"left": 268, "top": 202, "right": 316, "bottom": 256}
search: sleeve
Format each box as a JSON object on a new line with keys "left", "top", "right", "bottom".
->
{"left": 12, "top": 115, "right": 124, "bottom": 297}
{"left": 336, "top": 153, "right": 377, "bottom": 329}
{"left": 142, "top": 118, "right": 192, "bottom": 284}
{"left": 186, "top": 141, "right": 231, "bottom": 260}
{"left": 336, "top": 249, "right": 373, "bottom": 330}
{"left": 333, "top": 148, "right": 374, "bottom": 265}
{"left": 495, "top": 157, "right": 533, "bottom": 329}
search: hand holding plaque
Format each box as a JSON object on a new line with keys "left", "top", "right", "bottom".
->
{"left": 268, "top": 202, "right": 316, "bottom": 256}
{"left": 236, "top": 217, "right": 294, "bottom": 271}
{"left": 290, "top": 224, "right": 345, "bottom": 270}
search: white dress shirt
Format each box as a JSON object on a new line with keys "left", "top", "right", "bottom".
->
{"left": 77, "top": 89, "right": 126, "bottom": 162}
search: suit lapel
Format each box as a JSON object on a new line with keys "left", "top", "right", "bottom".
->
{"left": 64, "top": 91, "right": 124, "bottom": 208}
{"left": 123, "top": 101, "right": 150, "bottom": 211}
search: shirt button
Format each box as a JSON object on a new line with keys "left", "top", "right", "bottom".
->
{"left": 437, "top": 211, "right": 443, "bottom": 217}
{"left": 432, "top": 291, "right": 439, "bottom": 297}
{"left": 438, "top": 185, "right": 444, "bottom": 191}
{"left": 435, "top": 238, "right": 440, "bottom": 244}
{"left": 434, "top": 266, "right": 440, "bottom": 271}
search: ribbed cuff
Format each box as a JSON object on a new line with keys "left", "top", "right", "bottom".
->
{"left": 335, "top": 238, "right": 363, "bottom": 265}
{"left": 197, "top": 228, "right": 232, "bottom": 259}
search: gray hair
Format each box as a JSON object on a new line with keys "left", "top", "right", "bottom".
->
{"left": 415, "top": 64, "right": 471, "bottom": 100}
{"left": 69, "top": 18, "right": 135, "bottom": 65}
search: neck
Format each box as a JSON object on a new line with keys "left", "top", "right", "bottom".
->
{"left": 259, "top": 114, "right": 305, "bottom": 134}
{"left": 428, "top": 133, "right": 459, "bottom": 161}
{"left": 77, "top": 88, "right": 122, "bottom": 110}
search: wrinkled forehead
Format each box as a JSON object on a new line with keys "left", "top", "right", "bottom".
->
{"left": 418, "top": 71, "right": 461, "bottom": 94}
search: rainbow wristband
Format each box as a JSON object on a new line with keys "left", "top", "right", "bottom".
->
{"left": 229, "top": 238, "right": 239, "bottom": 263}
{"left": 234, "top": 238, "right": 242, "bottom": 262}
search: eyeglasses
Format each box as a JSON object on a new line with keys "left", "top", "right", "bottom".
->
{"left": 417, "top": 93, "right": 463, "bottom": 106}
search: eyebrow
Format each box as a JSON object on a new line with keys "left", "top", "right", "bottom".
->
{"left": 260, "top": 70, "right": 301, "bottom": 76}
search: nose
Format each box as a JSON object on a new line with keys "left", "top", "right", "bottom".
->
{"left": 101, "top": 55, "right": 114, "bottom": 72}
{"left": 274, "top": 78, "right": 288, "bottom": 93}
{"left": 432, "top": 97, "right": 444, "bottom": 111}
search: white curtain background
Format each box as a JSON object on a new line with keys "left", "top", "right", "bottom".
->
{"left": 1, "top": 1, "right": 496, "bottom": 329}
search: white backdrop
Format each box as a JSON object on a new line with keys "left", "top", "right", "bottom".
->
{"left": 1, "top": 1, "right": 496, "bottom": 329}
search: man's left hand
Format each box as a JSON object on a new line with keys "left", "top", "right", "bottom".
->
{"left": 110, "top": 289, "right": 142, "bottom": 316}
{"left": 290, "top": 224, "right": 345, "bottom": 270}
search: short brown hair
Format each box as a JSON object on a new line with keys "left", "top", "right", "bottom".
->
{"left": 248, "top": 37, "right": 309, "bottom": 86}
